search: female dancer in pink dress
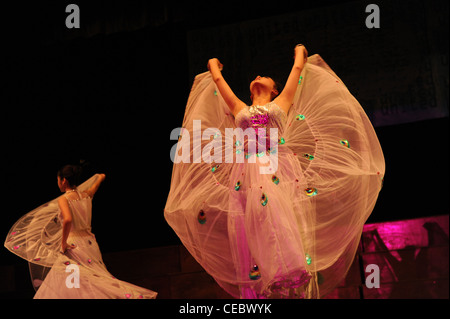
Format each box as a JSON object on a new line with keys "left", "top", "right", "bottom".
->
{"left": 5, "top": 165, "right": 157, "bottom": 299}
{"left": 164, "top": 44, "right": 385, "bottom": 299}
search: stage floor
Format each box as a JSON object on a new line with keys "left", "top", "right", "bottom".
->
{"left": 1, "top": 215, "right": 448, "bottom": 299}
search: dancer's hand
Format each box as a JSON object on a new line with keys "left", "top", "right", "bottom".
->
{"left": 294, "top": 44, "right": 308, "bottom": 64}
{"left": 208, "top": 58, "right": 223, "bottom": 72}
{"left": 61, "top": 242, "right": 76, "bottom": 253}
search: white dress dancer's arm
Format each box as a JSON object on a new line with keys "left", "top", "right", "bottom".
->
{"left": 58, "top": 196, "right": 73, "bottom": 253}
{"left": 207, "top": 58, "right": 246, "bottom": 117}
{"left": 273, "top": 44, "right": 308, "bottom": 114}
{"left": 85, "top": 173, "right": 106, "bottom": 198}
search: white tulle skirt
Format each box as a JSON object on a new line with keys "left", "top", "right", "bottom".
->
{"left": 164, "top": 54, "right": 385, "bottom": 298}
{"left": 33, "top": 230, "right": 157, "bottom": 299}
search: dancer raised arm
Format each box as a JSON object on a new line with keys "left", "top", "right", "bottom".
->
{"left": 273, "top": 44, "right": 308, "bottom": 114}
{"left": 86, "top": 173, "right": 106, "bottom": 198}
{"left": 208, "top": 58, "right": 246, "bottom": 117}
{"left": 208, "top": 44, "right": 308, "bottom": 117}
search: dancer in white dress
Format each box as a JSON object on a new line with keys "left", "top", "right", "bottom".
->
{"left": 5, "top": 165, "right": 157, "bottom": 299}
{"left": 164, "top": 45, "right": 385, "bottom": 298}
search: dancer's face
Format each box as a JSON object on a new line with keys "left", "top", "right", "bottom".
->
{"left": 250, "top": 76, "right": 278, "bottom": 99}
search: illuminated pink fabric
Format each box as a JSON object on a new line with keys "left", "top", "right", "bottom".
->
{"left": 164, "top": 54, "right": 385, "bottom": 298}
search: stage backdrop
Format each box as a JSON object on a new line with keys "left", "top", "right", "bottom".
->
{"left": 186, "top": 0, "right": 448, "bottom": 127}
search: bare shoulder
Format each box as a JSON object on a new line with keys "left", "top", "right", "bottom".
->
{"left": 58, "top": 195, "right": 70, "bottom": 208}
{"left": 58, "top": 196, "right": 68, "bottom": 204}
{"left": 79, "top": 191, "right": 91, "bottom": 199}
{"left": 85, "top": 188, "right": 94, "bottom": 198}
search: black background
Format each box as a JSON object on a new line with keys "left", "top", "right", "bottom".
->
{"left": 1, "top": 0, "right": 448, "bottom": 269}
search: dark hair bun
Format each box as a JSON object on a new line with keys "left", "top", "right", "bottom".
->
{"left": 57, "top": 164, "right": 83, "bottom": 187}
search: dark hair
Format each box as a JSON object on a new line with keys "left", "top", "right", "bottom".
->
{"left": 57, "top": 164, "right": 83, "bottom": 187}
{"left": 273, "top": 80, "right": 284, "bottom": 97}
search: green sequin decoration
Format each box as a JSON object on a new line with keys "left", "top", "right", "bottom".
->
{"left": 303, "top": 153, "right": 314, "bottom": 160}
{"left": 214, "top": 90, "right": 218, "bottom": 96}
{"left": 305, "top": 253, "right": 312, "bottom": 265}
{"left": 235, "top": 181, "right": 242, "bottom": 191}
{"left": 296, "top": 114, "right": 305, "bottom": 121}
{"left": 211, "top": 164, "right": 220, "bottom": 173}
{"left": 305, "top": 187, "right": 318, "bottom": 197}
{"left": 197, "top": 210, "right": 206, "bottom": 224}
{"left": 245, "top": 152, "right": 252, "bottom": 159}
{"left": 236, "top": 149, "right": 242, "bottom": 154}
{"left": 272, "top": 175, "right": 279, "bottom": 185}
{"left": 249, "top": 265, "right": 261, "bottom": 280}
{"left": 213, "top": 133, "right": 220, "bottom": 139}
{"left": 298, "top": 75, "right": 303, "bottom": 85}
{"left": 261, "top": 193, "right": 268, "bottom": 206}
{"left": 278, "top": 137, "right": 285, "bottom": 145}
{"left": 256, "top": 151, "right": 265, "bottom": 157}
{"left": 340, "top": 139, "right": 350, "bottom": 148}
{"left": 235, "top": 141, "right": 241, "bottom": 146}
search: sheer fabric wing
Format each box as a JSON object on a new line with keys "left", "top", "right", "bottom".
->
{"left": 4, "top": 175, "right": 100, "bottom": 289}
{"left": 166, "top": 71, "right": 246, "bottom": 296}
{"left": 283, "top": 54, "right": 385, "bottom": 296}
